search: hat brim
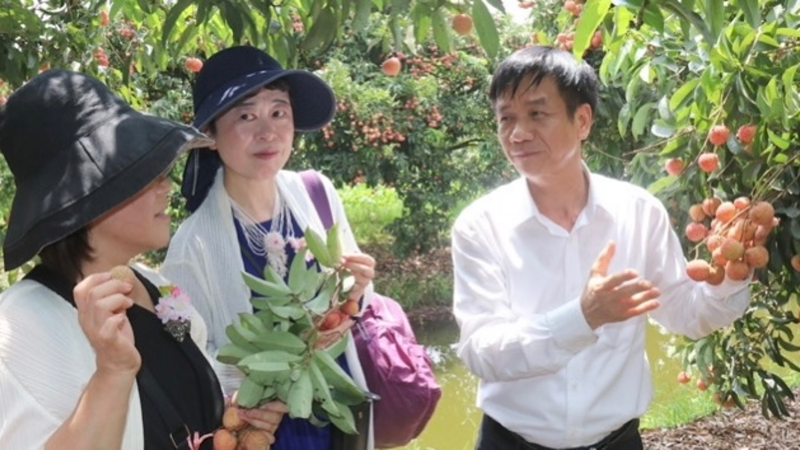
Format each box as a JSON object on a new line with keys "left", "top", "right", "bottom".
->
{"left": 3, "top": 112, "right": 212, "bottom": 270}
{"left": 193, "top": 69, "right": 336, "bottom": 131}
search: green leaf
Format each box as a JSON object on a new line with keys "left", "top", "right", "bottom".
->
{"left": 288, "top": 248, "right": 311, "bottom": 293}
{"left": 651, "top": 121, "right": 675, "bottom": 138}
{"left": 252, "top": 330, "right": 308, "bottom": 354}
{"left": 325, "top": 331, "right": 350, "bottom": 359}
{"left": 220, "top": 1, "right": 245, "bottom": 43}
{"left": 251, "top": 295, "right": 293, "bottom": 310}
{"left": 642, "top": 2, "right": 665, "bottom": 32}
{"left": 247, "top": 367, "right": 289, "bottom": 386}
{"left": 137, "top": 0, "right": 154, "bottom": 14}
{"left": 287, "top": 369, "right": 314, "bottom": 419}
{"left": 237, "top": 377, "right": 266, "bottom": 408}
{"left": 341, "top": 275, "right": 356, "bottom": 294}
{"left": 226, "top": 322, "right": 261, "bottom": 353}
{"left": 662, "top": 0, "right": 714, "bottom": 44}
{"left": 161, "top": 0, "right": 194, "bottom": 45}
{"left": 270, "top": 304, "right": 308, "bottom": 320}
{"left": 647, "top": 175, "right": 678, "bottom": 195}
{"left": 431, "top": 10, "right": 451, "bottom": 54}
{"left": 326, "top": 223, "right": 343, "bottom": 265}
{"left": 737, "top": 0, "right": 760, "bottom": 28}
{"left": 413, "top": 8, "right": 432, "bottom": 43}
{"left": 305, "top": 227, "right": 334, "bottom": 268}
{"left": 352, "top": 0, "right": 372, "bottom": 33}
{"left": 483, "top": 0, "right": 505, "bottom": 12}
{"left": 309, "top": 359, "right": 340, "bottom": 416}
{"left": 239, "top": 312, "right": 268, "bottom": 335}
{"left": 328, "top": 400, "right": 358, "bottom": 434}
{"left": 767, "top": 129, "right": 790, "bottom": 150}
{"left": 313, "top": 349, "right": 365, "bottom": 401}
{"left": 704, "top": 0, "right": 724, "bottom": 43}
{"left": 301, "top": 8, "right": 336, "bottom": 51}
{"left": 240, "top": 350, "right": 304, "bottom": 369}
{"left": 263, "top": 265, "right": 287, "bottom": 286}
{"left": 217, "top": 343, "right": 253, "bottom": 365}
{"left": 305, "top": 276, "right": 336, "bottom": 315}
{"left": 669, "top": 78, "right": 700, "bottom": 111}
{"left": 631, "top": 103, "right": 654, "bottom": 139}
{"left": 573, "top": 0, "right": 611, "bottom": 59}
{"left": 472, "top": 0, "right": 500, "bottom": 59}
{"left": 243, "top": 272, "right": 292, "bottom": 297}
{"left": 391, "top": 0, "right": 409, "bottom": 14}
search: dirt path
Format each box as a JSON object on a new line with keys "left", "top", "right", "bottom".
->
{"left": 642, "top": 390, "right": 800, "bottom": 449}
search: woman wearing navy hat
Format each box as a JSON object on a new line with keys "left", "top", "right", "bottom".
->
{"left": 0, "top": 70, "right": 225, "bottom": 449}
{"left": 161, "top": 46, "right": 377, "bottom": 449}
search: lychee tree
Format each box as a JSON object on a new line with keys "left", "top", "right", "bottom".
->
{"left": 0, "top": 0, "right": 507, "bottom": 88}
{"left": 559, "top": 0, "right": 800, "bottom": 417}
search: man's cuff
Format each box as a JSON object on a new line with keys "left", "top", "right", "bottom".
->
{"left": 541, "top": 299, "right": 597, "bottom": 353}
{"left": 702, "top": 275, "right": 750, "bottom": 299}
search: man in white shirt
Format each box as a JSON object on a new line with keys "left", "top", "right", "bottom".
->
{"left": 451, "top": 46, "right": 750, "bottom": 450}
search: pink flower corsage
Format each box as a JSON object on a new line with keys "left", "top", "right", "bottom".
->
{"left": 155, "top": 286, "right": 192, "bottom": 342}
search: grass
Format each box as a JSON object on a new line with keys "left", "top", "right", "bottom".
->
{"left": 338, "top": 183, "right": 403, "bottom": 246}
{"left": 642, "top": 362, "right": 800, "bottom": 430}
{"left": 340, "top": 183, "right": 453, "bottom": 309}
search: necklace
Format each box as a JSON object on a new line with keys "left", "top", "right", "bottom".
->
{"left": 229, "top": 189, "right": 294, "bottom": 278}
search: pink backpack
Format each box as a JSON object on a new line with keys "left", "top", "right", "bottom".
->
{"left": 301, "top": 171, "right": 442, "bottom": 448}
{"left": 354, "top": 293, "right": 442, "bottom": 447}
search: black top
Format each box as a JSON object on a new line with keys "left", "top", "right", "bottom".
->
{"left": 25, "top": 265, "right": 224, "bottom": 450}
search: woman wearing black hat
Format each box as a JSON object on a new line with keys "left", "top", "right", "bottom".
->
{"left": 0, "top": 70, "right": 226, "bottom": 449}
{"left": 161, "top": 46, "right": 377, "bottom": 449}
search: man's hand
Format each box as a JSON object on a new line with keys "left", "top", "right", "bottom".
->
{"left": 580, "top": 241, "right": 661, "bottom": 330}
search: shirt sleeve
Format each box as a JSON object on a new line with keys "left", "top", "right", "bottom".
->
{"left": 644, "top": 200, "right": 750, "bottom": 339}
{"left": 451, "top": 212, "right": 597, "bottom": 383}
{"left": 0, "top": 358, "right": 53, "bottom": 450}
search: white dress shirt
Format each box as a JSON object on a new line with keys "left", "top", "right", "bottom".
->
{"left": 452, "top": 172, "right": 749, "bottom": 448}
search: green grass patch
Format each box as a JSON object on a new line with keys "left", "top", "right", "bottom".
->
{"left": 339, "top": 183, "right": 454, "bottom": 309}
{"left": 339, "top": 183, "right": 403, "bottom": 246}
{"left": 642, "top": 357, "right": 800, "bottom": 430}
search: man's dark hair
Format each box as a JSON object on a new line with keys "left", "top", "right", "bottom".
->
{"left": 207, "top": 79, "right": 291, "bottom": 134}
{"left": 489, "top": 46, "right": 598, "bottom": 118}
{"left": 39, "top": 227, "right": 93, "bottom": 282}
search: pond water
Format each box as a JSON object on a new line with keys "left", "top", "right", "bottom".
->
{"left": 399, "top": 318, "right": 684, "bottom": 450}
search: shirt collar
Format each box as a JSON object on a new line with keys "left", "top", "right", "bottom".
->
{"left": 507, "top": 163, "right": 615, "bottom": 228}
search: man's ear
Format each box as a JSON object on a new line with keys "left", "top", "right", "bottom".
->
{"left": 575, "top": 103, "right": 593, "bottom": 141}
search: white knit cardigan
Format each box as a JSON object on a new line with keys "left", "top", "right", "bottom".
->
{"left": 161, "top": 169, "right": 374, "bottom": 448}
{"left": 0, "top": 265, "right": 209, "bottom": 450}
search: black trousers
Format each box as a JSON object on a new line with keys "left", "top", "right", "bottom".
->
{"left": 475, "top": 415, "right": 643, "bottom": 450}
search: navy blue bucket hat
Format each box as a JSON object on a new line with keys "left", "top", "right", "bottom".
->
{"left": 182, "top": 46, "right": 336, "bottom": 212}
{"left": 0, "top": 70, "right": 212, "bottom": 270}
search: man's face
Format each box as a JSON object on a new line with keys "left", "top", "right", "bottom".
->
{"left": 208, "top": 87, "right": 295, "bottom": 184}
{"left": 494, "top": 75, "right": 592, "bottom": 183}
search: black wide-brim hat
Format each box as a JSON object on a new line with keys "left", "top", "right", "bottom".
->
{"left": 0, "top": 70, "right": 213, "bottom": 270}
{"left": 182, "top": 45, "right": 336, "bottom": 212}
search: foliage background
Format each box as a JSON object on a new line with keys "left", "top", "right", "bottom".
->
{"left": 2, "top": 0, "right": 800, "bottom": 418}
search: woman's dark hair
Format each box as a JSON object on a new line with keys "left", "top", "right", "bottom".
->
{"left": 39, "top": 227, "right": 93, "bottom": 282}
{"left": 489, "top": 46, "right": 599, "bottom": 118}
{"left": 207, "top": 79, "right": 291, "bottom": 134}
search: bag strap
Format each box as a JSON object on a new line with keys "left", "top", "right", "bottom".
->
{"left": 138, "top": 368, "right": 192, "bottom": 449}
{"left": 300, "top": 169, "right": 334, "bottom": 230}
